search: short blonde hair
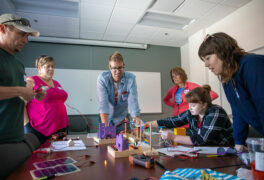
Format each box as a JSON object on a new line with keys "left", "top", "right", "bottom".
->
{"left": 35, "top": 55, "right": 54, "bottom": 68}
{"left": 109, "top": 51, "right": 124, "bottom": 63}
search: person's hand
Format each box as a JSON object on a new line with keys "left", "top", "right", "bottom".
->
{"left": 132, "top": 117, "right": 141, "bottom": 124}
{"left": 235, "top": 144, "right": 247, "bottom": 152}
{"left": 19, "top": 87, "right": 35, "bottom": 102}
{"left": 35, "top": 91, "right": 46, "bottom": 101}
{"left": 145, "top": 120, "right": 158, "bottom": 128}
{"left": 160, "top": 130, "right": 175, "bottom": 141}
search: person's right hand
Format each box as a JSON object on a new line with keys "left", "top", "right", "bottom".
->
{"left": 19, "top": 87, "right": 35, "bottom": 102}
{"left": 235, "top": 144, "right": 247, "bottom": 152}
{"left": 35, "top": 91, "right": 46, "bottom": 101}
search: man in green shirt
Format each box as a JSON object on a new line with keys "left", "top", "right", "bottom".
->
{"left": 0, "top": 13, "right": 40, "bottom": 178}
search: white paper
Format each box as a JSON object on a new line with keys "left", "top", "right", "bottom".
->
{"left": 157, "top": 146, "right": 194, "bottom": 157}
{"left": 87, "top": 133, "right": 98, "bottom": 138}
{"left": 194, "top": 146, "right": 229, "bottom": 154}
{"left": 51, "top": 140, "right": 86, "bottom": 152}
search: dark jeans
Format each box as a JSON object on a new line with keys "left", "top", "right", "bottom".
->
{"left": 24, "top": 123, "right": 67, "bottom": 144}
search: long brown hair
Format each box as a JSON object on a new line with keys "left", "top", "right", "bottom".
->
{"left": 198, "top": 32, "right": 248, "bottom": 83}
{"left": 185, "top": 85, "right": 212, "bottom": 106}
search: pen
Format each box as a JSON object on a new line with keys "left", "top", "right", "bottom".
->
{"left": 188, "top": 149, "right": 202, "bottom": 153}
{"left": 155, "top": 160, "right": 168, "bottom": 171}
{"left": 36, "top": 175, "right": 55, "bottom": 180}
{"left": 206, "top": 154, "right": 222, "bottom": 158}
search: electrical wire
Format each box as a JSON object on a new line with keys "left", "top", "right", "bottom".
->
{"left": 66, "top": 103, "right": 97, "bottom": 130}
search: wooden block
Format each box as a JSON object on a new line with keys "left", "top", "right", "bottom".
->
{"left": 93, "top": 137, "right": 116, "bottom": 145}
{"left": 143, "top": 149, "right": 159, "bottom": 156}
{"left": 139, "top": 143, "right": 159, "bottom": 156}
{"left": 107, "top": 145, "right": 143, "bottom": 158}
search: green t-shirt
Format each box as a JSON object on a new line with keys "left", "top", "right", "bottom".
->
{"left": 0, "top": 48, "right": 25, "bottom": 143}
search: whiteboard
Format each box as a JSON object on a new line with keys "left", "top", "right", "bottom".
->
{"left": 25, "top": 68, "right": 162, "bottom": 115}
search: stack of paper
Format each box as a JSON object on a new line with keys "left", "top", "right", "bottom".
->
{"left": 51, "top": 140, "right": 86, "bottom": 152}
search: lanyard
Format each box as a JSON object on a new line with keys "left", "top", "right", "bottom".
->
{"left": 231, "top": 79, "right": 240, "bottom": 99}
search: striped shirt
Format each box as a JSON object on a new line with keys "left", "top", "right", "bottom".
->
{"left": 157, "top": 104, "right": 234, "bottom": 146}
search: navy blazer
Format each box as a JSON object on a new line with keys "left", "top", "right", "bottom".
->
{"left": 223, "top": 54, "right": 264, "bottom": 145}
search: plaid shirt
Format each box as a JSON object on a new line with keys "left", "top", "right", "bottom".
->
{"left": 157, "top": 104, "right": 234, "bottom": 146}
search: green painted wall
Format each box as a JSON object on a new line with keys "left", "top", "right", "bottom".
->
{"left": 17, "top": 42, "right": 181, "bottom": 132}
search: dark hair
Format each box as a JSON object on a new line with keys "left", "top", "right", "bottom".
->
{"left": 185, "top": 85, "right": 212, "bottom": 106}
{"left": 170, "top": 67, "right": 187, "bottom": 84}
{"left": 198, "top": 32, "right": 248, "bottom": 83}
{"left": 109, "top": 51, "right": 124, "bottom": 63}
{"left": 3, "top": 24, "right": 14, "bottom": 30}
{"left": 35, "top": 55, "right": 54, "bottom": 68}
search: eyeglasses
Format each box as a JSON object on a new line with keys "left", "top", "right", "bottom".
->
{"left": 217, "top": 147, "right": 237, "bottom": 156}
{"left": 2, "top": 18, "right": 31, "bottom": 27}
{"left": 110, "top": 66, "right": 124, "bottom": 72}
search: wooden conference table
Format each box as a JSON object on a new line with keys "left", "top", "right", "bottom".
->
{"left": 8, "top": 135, "right": 244, "bottom": 180}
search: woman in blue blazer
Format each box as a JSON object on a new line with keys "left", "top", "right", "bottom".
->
{"left": 198, "top": 32, "right": 264, "bottom": 152}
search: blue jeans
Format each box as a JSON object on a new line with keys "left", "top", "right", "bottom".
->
{"left": 24, "top": 123, "right": 67, "bottom": 144}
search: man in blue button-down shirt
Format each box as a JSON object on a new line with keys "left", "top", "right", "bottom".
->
{"left": 97, "top": 51, "right": 141, "bottom": 133}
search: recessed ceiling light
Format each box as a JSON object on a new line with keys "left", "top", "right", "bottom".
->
{"left": 12, "top": 0, "right": 79, "bottom": 18}
{"left": 139, "top": 11, "right": 193, "bottom": 30}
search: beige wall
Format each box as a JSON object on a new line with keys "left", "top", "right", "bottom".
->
{"left": 180, "top": 0, "right": 264, "bottom": 115}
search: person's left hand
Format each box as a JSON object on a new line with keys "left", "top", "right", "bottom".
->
{"left": 235, "top": 144, "right": 247, "bottom": 152}
{"left": 160, "top": 130, "right": 175, "bottom": 141}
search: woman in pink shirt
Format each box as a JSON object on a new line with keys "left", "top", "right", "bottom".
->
{"left": 24, "top": 55, "right": 68, "bottom": 144}
{"left": 163, "top": 67, "right": 218, "bottom": 128}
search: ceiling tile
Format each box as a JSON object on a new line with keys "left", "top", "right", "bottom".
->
{"left": 80, "top": 19, "right": 108, "bottom": 33}
{"left": 106, "top": 22, "right": 134, "bottom": 34}
{"left": 103, "top": 33, "right": 127, "bottom": 41}
{"left": 151, "top": 0, "right": 185, "bottom": 12}
{"left": 200, "top": 0, "right": 223, "bottom": 4}
{"left": 110, "top": 7, "right": 145, "bottom": 24}
{"left": 80, "top": 31, "right": 104, "bottom": 40}
{"left": 116, "top": 0, "right": 153, "bottom": 10}
{"left": 17, "top": 12, "right": 79, "bottom": 38}
{"left": 174, "top": 0, "right": 217, "bottom": 19}
{"left": 81, "top": 0, "right": 116, "bottom": 5}
{"left": 0, "top": 0, "right": 15, "bottom": 14}
{"left": 221, "top": 0, "right": 251, "bottom": 8}
{"left": 202, "top": 4, "right": 236, "bottom": 22}
{"left": 80, "top": 2, "right": 114, "bottom": 20}
{"left": 128, "top": 25, "right": 159, "bottom": 37}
